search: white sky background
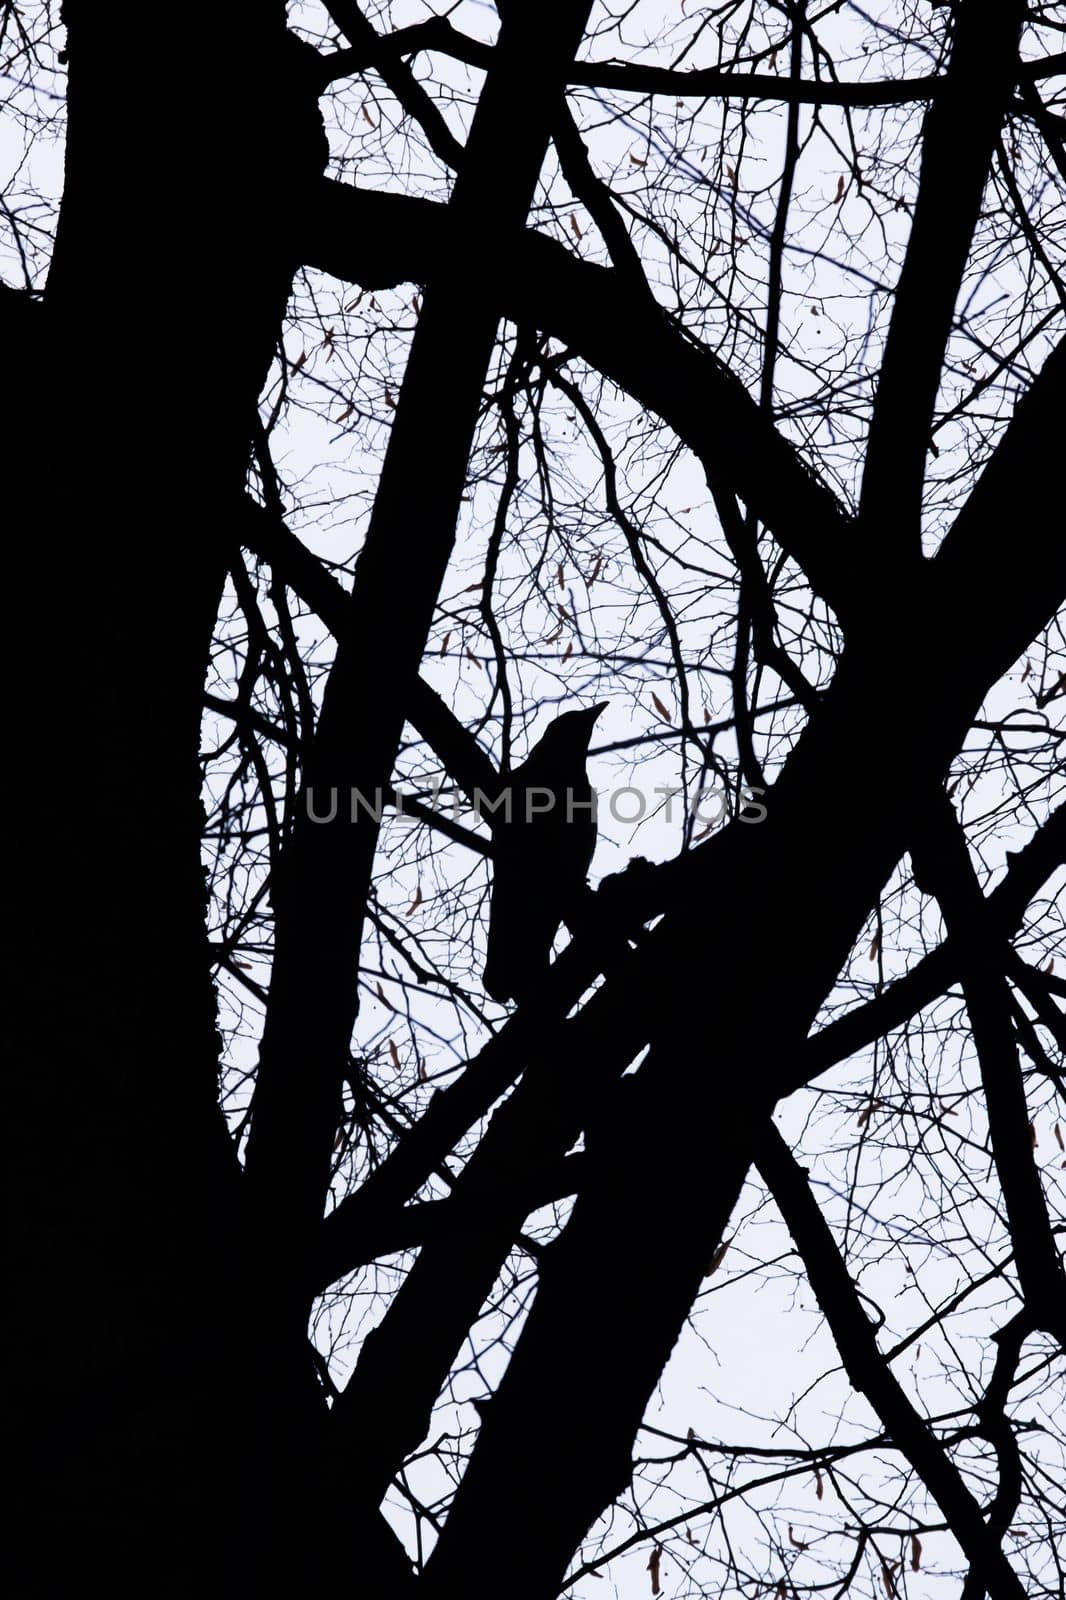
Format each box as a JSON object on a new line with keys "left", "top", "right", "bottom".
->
{"left": 4, "top": 2, "right": 1066, "bottom": 1595}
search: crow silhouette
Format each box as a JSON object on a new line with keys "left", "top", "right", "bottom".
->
{"left": 483, "top": 702, "right": 607, "bottom": 1002}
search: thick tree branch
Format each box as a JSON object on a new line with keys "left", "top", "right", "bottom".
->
{"left": 290, "top": 312, "right": 1066, "bottom": 1300}
{"left": 244, "top": 379, "right": 1066, "bottom": 1341}
{"left": 317, "top": 1153, "right": 582, "bottom": 1270}
{"left": 303, "top": 179, "right": 861, "bottom": 620}
{"left": 243, "top": 0, "right": 596, "bottom": 1287}
{"left": 933, "top": 331, "right": 1066, "bottom": 686}
{"left": 410, "top": 439, "right": 1066, "bottom": 1598}
{"left": 311, "top": 795, "right": 1066, "bottom": 1315}
{"left": 325, "top": 940, "right": 646, "bottom": 1507}
{"left": 859, "top": 0, "right": 1025, "bottom": 557}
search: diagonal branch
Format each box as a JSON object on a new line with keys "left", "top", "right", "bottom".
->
{"left": 859, "top": 0, "right": 1026, "bottom": 558}
{"left": 242, "top": 0, "right": 597, "bottom": 1285}
{"left": 237, "top": 497, "right": 499, "bottom": 801}
{"left": 319, "top": 0, "right": 464, "bottom": 169}
{"left": 801, "top": 800, "right": 1066, "bottom": 1086}
{"left": 910, "top": 795, "right": 1066, "bottom": 1345}
{"left": 283, "top": 90, "right": 1066, "bottom": 1587}
{"left": 317, "top": 16, "right": 1056, "bottom": 112}
{"left": 932, "top": 330, "right": 1066, "bottom": 690}
{"left": 303, "top": 179, "right": 861, "bottom": 620}
{"left": 406, "top": 433, "right": 1066, "bottom": 1599}
{"left": 310, "top": 793, "right": 1066, "bottom": 1305}
{"left": 324, "top": 934, "right": 649, "bottom": 1510}
{"left": 755, "top": 1124, "right": 1027, "bottom": 1600}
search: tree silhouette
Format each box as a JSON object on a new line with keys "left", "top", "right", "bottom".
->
{"left": 4, "top": 2, "right": 1066, "bottom": 1596}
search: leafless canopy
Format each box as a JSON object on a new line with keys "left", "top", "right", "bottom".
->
{"left": 4, "top": 2, "right": 1066, "bottom": 1597}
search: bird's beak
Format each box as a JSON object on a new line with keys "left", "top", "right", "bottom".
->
{"left": 588, "top": 701, "right": 608, "bottom": 722}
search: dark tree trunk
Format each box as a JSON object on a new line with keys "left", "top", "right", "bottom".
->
{"left": 4, "top": 5, "right": 329, "bottom": 1590}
